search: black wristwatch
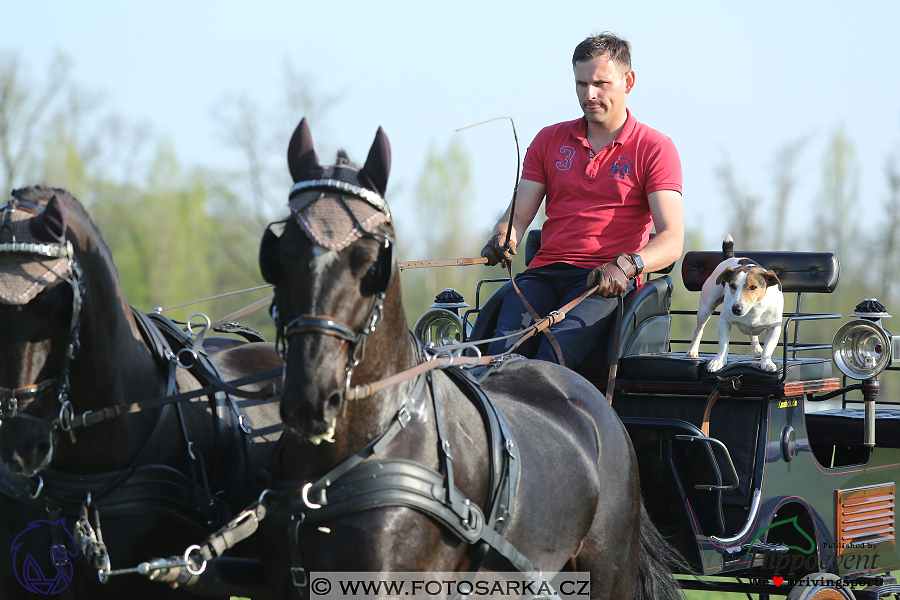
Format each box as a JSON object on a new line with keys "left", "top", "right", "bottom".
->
{"left": 629, "top": 253, "right": 644, "bottom": 276}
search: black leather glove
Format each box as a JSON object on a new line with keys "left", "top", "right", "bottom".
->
{"left": 481, "top": 230, "right": 517, "bottom": 266}
{"left": 586, "top": 253, "right": 638, "bottom": 297}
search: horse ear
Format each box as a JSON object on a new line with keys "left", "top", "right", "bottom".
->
{"left": 259, "top": 225, "right": 282, "bottom": 285}
{"left": 287, "top": 117, "right": 322, "bottom": 183}
{"left": 30, "top": 194, "right": 68, "bottom": 243}
{"left": 358, "top": 127, "right": 391, "bottom": 198}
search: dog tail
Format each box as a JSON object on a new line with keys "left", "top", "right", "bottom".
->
{"left": 722, "top": 234, "right": 734, "bottom": 261}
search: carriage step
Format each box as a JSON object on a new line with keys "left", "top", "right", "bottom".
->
{"left": 739, "top": 541, "right": 790, "bottom": 555}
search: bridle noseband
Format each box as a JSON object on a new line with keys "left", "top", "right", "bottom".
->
{"left": 0, "top": 200, "right": 85, "bottom": 444}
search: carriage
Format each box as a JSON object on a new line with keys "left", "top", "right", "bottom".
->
{"left": 413, "top": 229, "right": 900, "bottom": 599}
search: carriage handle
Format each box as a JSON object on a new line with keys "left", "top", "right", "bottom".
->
{"left": 674, "top": 434, "right": 740, "bottom": 492}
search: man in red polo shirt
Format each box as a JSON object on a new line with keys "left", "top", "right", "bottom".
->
{"left": 481, "top": 32, "right": 684, "bottom": 369}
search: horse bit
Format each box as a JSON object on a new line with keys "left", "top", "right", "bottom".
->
{"left": 0, "top": 200, "right": 85, "bottom": 445}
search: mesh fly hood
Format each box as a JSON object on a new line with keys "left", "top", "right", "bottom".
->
{"left": 289, "top": 162, "right": 391, "bottom": 252}
{"left": 0, "top": 196, "right": 70, "bottom": 305}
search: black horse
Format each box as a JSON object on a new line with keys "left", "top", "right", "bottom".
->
{"left": 0, "top": 186, "right": 283, "bottom": 599}
{"left": 256, "top": 119, "right": 685, "bottom": 599}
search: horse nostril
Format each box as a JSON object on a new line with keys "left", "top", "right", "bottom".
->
{"left": 36, "top": 441, "right": 51, "bottom": 459}
{"left": 327, "top": 392, "right": 342, "bottom": 414}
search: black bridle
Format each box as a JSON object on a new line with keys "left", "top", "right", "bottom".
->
{"left": 0, "top": 200, "right": 85, "bottom": 444}
{"left": 271, "top": 178, "right": 393, "bottom": 407}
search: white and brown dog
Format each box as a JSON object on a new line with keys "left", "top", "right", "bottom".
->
{"left": 686, "top": 236, "right": 784, "bottom": 372}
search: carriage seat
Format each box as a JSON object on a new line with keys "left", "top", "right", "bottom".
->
{"left": 467, "top": 229, "right": 674, "bottom": 385}
{"left": 806, "top": 409, "right": 900, "bottom": 448}
{"left": 616, "top": 250, "right": 840, "bottom": 393}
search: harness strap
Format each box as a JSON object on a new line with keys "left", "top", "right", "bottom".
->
{"left": 605, "top": 295, "right": 624, "bottom": 405}
{"left": 507, "top": 262, "right": 565, "bottom": 366}
{"left": 73, "top": 368, "right": 282, "bottom": 429}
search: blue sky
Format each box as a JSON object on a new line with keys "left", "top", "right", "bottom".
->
{"left": 7, "top": 0, "right": 900, "bottom": 256}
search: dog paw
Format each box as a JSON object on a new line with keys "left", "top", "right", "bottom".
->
{"left": 686, "top": 348, "right": 699, "bottom": 358}
{"left": 706, "top": 357, "right": 726, "bottom": 372}
{"left": 760, "top": 359, "right": 777, "bottom": 372}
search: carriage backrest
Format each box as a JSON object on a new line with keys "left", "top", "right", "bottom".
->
{"left": 681, "top": 251, "right": 840, "bottom": 293}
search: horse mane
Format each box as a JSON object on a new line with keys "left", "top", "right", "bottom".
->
{"left": 11, "top": 185, "right": 122, "bottom": 284}
{"left": 335, "top": 149, "right": 355, "bottom": 167}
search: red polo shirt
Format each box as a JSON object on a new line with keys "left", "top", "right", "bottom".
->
{"left": 523, "top": 110, "right": 682, "bottom": 269}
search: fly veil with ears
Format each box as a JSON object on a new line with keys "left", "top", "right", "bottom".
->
{"left": 0, "top": 194, "right": 85, "bottom": 439}
{"left": 259, "top": 118, "right": 393, "bottom": 294}
{"left": 259, "top": 118, "right": 394, "bottom": 389}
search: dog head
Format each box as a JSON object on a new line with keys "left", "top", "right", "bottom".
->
{"left": 716, "top": 264, "right": 782, "bottom": 316}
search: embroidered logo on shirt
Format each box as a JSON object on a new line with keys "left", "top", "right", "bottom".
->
{"left": 608, "top": 157, "right": 634, "bottom": 180}
{"left": 556, "top": 146, "right": 575, "bottom": 171}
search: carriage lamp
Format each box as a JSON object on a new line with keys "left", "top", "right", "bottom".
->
{"left": 831, "top": 298, "right": 900, "bottom": 380}
{"left": 413, "top": 289, "right": 471, "bottom": 348}
{"left": 832, "top": 298, "right": 900, "bottom": 448}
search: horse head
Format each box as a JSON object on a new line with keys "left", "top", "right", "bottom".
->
{"left": 0, "top": 187, "right": 139, "bottom": 477}
{"left": 260, "top": 118, "right": 412, "bottom": 442}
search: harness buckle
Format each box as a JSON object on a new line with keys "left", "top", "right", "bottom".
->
{"left": 505, "top": 438, "right": 517, "bottom": 459}
{"left": 442, "top": 439, "right": 453, "bottom": 460}
{"left": 397, "top": 407, "right": 411, "bottom": 428}
{"left": 291, "top": 567, "right": 308, "bottom": 587}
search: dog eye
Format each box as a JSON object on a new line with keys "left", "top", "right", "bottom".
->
{"left": 748, "top": 285, "right": 757, "bottom": 290}
{"left": 730, "top": 283, "right": 737, "bottom": 290}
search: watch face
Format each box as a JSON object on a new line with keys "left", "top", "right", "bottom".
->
{"left": 631, "top": 254, "right": 644, "bottom": 274}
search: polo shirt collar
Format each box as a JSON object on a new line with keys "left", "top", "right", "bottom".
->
{"left": 570, "top": 109, "right": 637, "bottom": 147}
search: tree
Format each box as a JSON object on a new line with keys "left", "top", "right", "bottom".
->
{"left": 770, "top": 136, "right": 809, "bottom": 250}
{"left": 714, "top": 152, "right": 764, "bottom": 249}
{"left": 0, "top": 52, "right": 70, "bottom": 193}
{"left": 814, "top": 128, "right": 859, "bottom": 260}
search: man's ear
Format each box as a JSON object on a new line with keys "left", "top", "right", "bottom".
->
{"left": 624, "top": 70, "right": 635, "bottom": 93}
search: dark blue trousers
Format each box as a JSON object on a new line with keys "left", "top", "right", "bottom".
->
{"left": 485, "top": 263, "right": 634, "bottom": 368}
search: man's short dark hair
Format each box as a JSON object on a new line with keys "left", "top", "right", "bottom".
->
{"left": 572, "top": 33, "right": 632, "bottom": 73}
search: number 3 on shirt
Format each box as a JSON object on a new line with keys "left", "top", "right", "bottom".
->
{"left": 556, "top": 146, "right": 575, "bottom": 171}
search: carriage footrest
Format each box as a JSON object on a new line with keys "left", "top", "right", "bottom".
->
{"left": 738, "top": 541, "right": 790, "bottom": 555}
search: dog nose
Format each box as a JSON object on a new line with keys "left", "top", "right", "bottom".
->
{"left": 732, "top": 305, "right": 742, "bottom": 315}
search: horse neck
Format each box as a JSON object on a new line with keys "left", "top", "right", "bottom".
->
{"left": 57, "top": 252, "right": 169, "bottom": 468}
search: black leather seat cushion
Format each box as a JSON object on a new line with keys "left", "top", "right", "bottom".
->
{"left": 806, "top": 409, "right": 900, "bottom": 448}
{"left": 682, "top": 251, "right": 839, "bottom": 293}
{"left": 618, "top": 352, "right": 832, "bottom": 385}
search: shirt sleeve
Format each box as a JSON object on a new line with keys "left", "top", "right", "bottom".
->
{"left": 643, "top": 136, "right": 683, "bottom": 195}
{"left": 521, "top": 127, "right": 552, "bottom": 185}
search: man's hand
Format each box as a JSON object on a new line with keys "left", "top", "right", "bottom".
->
{"left": 587, "top": 254, "right": 638, "bottom": 297}
{"left": 481, "top": 228, "right": 518, "bottom": 266}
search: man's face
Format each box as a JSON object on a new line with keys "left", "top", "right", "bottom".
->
{"left": 574, "top": 55, "right": 634, "bottom": 129}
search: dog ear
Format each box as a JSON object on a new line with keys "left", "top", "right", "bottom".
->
{"left": 716, "top": 267, "right": 736, "bottom": 286}
{"left": 764, "top": 270, "right": 782, "bottom": 291}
